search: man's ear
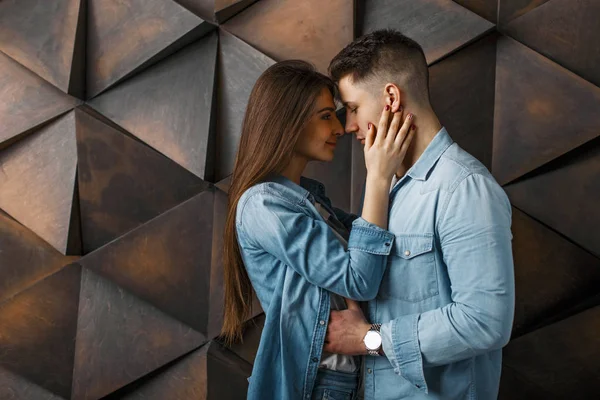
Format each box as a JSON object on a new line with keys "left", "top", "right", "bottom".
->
{"left": 384, "top": 83, "right": 402, "bottom": 112}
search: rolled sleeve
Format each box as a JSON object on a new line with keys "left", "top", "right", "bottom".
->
{"left": 386, "top": 315, "right": 428, "bottom": 393}
{"left": 380, "top": 322, "right": 394, "bottom": 362}
{"left": 348, "top": 217, "right": 396, "bottom": 255}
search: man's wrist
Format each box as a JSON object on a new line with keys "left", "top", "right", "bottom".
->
{"left": 363, "top": 322, "right": 383, "bottom": 356}
{"left": 359, "top": 322, "right": 371, "bottom": 355}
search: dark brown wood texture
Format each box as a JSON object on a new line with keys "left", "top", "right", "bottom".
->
{"left": 86, "top": 0, "right": 212, "bottom": 98}
{"left": 0, "top": 111, "right": 79, "bottom": 254}
{"left": 430, "top": 33, "right": 498, "bottom": 170}
{"left": 505, "top": 137, "right": 600, "bottom": 257}
{"left": 0, "top": 0, "right": 598, "bottom": 398}
{"left": 223, "top": 0, "right": 354, "bottom": 73}
{"left": 0, "top": 0, "right": 84, "bottom": 96}
{"left": 493, "top": 37, "right": 600, "bottom": 185}
{"left": 503, "top": 305, "right": 600, "bottom": 399}
{"left": 75, "top": 108, "right": 209, "bottom": 253}
{"left": 89, "top": 32, "right": 218, "bottom": 180}
{"left": 215, "top": 30, "right": 275, "bottom": 181}
{"left": 361, "top": 0, "right": 494, "bottom": 64}
{"left": 71, "top": 267, "right": 205, "bottom": 399}
{"left": 503, "top": 0, "right": 600, "bottom": 87}
{"left": 174, "top": 0, "right": 258, "bottom": 23}
{"left": 498, "top": 0, "right": 551, "bottom": 24}
{"left": 0, "top": 52, "right": 80, "bottom": 147}
{"left": 0, "top": 211, "right": 76, "bottom": 303}
{"left": 453, "top": 0, "right": 499, "bottom": 22}
{"left": 0, "top": 264, "right": 81, "bottom": 399}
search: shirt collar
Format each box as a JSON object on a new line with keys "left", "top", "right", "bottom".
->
{"left": 299, "top": 176, "right": 326, "bottom": 197}
{"left": 406, "top": 127, "right": 453, "bottom": 181}
{"left": 268, "top": 175, "right": 326, "bottom": 199}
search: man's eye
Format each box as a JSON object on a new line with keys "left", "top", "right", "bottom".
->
{"left": 350, "top": 108, "right": 358, "bottom": 114}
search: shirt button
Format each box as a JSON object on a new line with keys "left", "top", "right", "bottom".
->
{"left": 319, "top": 320, "right": 325, "bottom": 326}
{"left": 404, "top": 250, "right": 411, "bottom": 256}
{"left": 384, "top": 242, "right": 390, "bottom": 246}
{"left": 416, "top": 384, "right": 421, "bottom": 388}
{"left": 367, "top": 368, "right": 373, "bottom": 374}
{"left": 312, "top": 357, "right": 319, "bottom": 362}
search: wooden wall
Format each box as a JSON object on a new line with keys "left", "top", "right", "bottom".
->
{"left": 0, "top": 0, "right": 598, "bottom": 398}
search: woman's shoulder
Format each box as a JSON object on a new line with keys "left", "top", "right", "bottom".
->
{"left": 237, "top": 181, "right": 307, "bottom": 220}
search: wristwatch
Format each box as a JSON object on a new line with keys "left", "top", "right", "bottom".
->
{"left": 363, "top": 323, "right": 382, "bottom": 356}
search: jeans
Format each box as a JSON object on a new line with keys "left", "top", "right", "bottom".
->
{"left": 311, "top": 368, "right": 359, "bottom": 400}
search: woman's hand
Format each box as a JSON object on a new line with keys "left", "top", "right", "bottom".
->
{"left": 359, "top": 105, "right": 415, "bottom": 229}
{"left": 364, "top": 105, "right": 415, "bottom": 181}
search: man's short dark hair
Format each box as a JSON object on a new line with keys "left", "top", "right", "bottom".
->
{"left": 328, "top": 29, "right": 430, "bottom": 105}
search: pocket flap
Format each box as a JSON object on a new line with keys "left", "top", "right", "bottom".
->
{"left": 393, "top": 234, "right": 434, "bottom": 259}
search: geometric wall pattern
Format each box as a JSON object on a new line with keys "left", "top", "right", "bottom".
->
{"left": 0, "top": 0, "right": 598, "bottom": 398}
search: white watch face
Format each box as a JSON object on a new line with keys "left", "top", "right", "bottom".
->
{"left": 364, "top": 330, "right": 382, "bottom": 350}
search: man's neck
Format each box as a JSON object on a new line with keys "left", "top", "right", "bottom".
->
{"left": 397, "top": 109, "right": 442, "bottom": 177}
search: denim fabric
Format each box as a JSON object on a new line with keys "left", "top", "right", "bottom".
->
{"left": 311, "top": 369, "right": 359, "bottom": 400}
{"left": 361, "top": 128, "right": 515, "bottom": 399}
{"left": 236, "top": 175, "right": 395, "bottom": 400}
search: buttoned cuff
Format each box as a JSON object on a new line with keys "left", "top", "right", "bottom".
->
{"left": 380, "top": 322, "right": 395, "bottom": 361}
{"left": 389, "top": 314, "right": 428, "bottom": 393}
{"left": 348, "top": 217, "right": 395, "bottom": 255}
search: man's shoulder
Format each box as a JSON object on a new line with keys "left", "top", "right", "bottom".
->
{"left": 427, "top": 142, "right": 495, "bottom": 193}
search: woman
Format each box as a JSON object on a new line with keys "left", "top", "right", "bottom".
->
{"left": 222, "top": 60, "right": 415, "bottom": 399}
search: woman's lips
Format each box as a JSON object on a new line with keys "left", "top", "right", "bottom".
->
{"left": 326, "top": 142, "right": 337, "bottom": 147}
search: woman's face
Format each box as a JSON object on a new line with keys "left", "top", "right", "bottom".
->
{"left": 294, "top": 88, "right": 345, "bottom": 162}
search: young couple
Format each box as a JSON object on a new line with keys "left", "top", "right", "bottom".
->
{"left": 222, "top": 29, "right": 515, "bottom": 400}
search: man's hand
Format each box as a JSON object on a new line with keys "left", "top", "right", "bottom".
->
{"left": 323, "top": 299, "right": 371, "bottom": 355}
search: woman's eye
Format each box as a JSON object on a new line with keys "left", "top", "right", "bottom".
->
{"left": 321, "top": 113, "right": 332, "bottom": 120}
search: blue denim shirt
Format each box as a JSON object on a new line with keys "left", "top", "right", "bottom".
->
{"left": 365, "top": 128, "right": 515, "bottom": 400}
{"left": 236, "top": 175, "right": 395, "bottom": 400}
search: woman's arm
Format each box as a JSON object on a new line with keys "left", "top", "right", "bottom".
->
{"left": 238, "top": 187, "right": 394, "bottom": 300}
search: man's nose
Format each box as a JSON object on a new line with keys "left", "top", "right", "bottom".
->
{"left": 345, "top": 118, "right": 358, "bottom": 135}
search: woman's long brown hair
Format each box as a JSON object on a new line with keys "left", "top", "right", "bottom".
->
{"left": 222, "top": 60, "right": 335, "bottom": 344}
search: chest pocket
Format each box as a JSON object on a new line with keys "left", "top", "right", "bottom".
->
{"left": 379, "top": 233, "right": 438, "bottom": 302}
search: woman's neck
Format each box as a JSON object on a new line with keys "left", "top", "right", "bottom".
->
{"left": 280, "top": 155, "right": 308, "bottom": 185}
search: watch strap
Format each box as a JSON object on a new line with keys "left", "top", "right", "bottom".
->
{"left": 366, "top": 323, "right": 382, "bottom": 356}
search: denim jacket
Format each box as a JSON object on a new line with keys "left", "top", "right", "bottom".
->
{"left": 364, "top": 128, "right": 515, "bottom": 400}
{"left": 236, "top": 175, "right": 395, "bottom": 399}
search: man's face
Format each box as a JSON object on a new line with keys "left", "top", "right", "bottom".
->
{"left": 338, "top": 75, "right": 386, "bottom": 145}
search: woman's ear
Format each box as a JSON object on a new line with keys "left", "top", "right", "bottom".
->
{"left": 384, "top": 83, "right": 402, "bottom": 112}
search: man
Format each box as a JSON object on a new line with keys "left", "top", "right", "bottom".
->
{"left": 323, "top": 29, "right": 515, "bottom": 399}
